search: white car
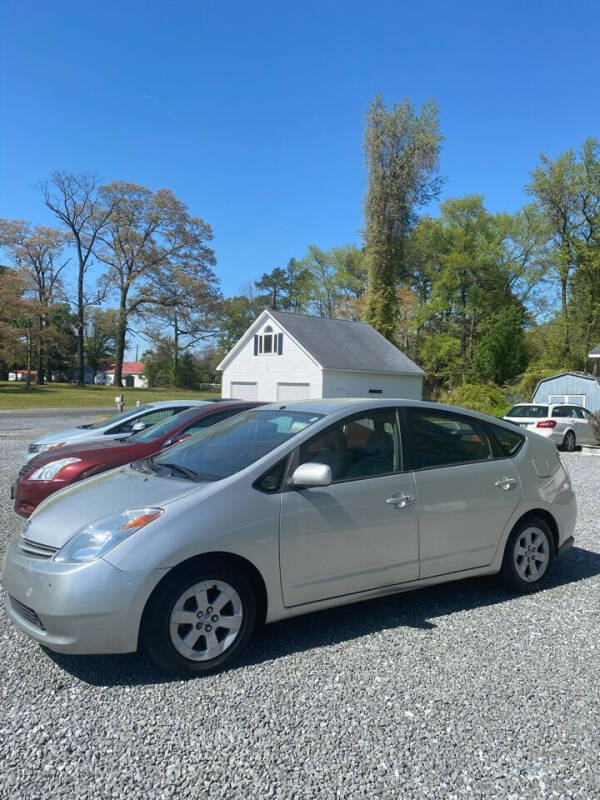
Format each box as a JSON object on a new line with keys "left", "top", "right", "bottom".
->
{"left": 24, "top": 400, "right": 209, "bottom": 463}
{"left": 504, "top": 402, "right": 596, "bottom": 451}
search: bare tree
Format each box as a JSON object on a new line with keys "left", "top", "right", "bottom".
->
{"left": 39, "top": 172, "right": 116, "bottom": 385}
{"left": 95, "top": 182, "right": 216, "bottom": 386}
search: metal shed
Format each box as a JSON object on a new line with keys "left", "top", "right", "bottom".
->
{"left": 532, "top": 372, "right": 600, "bottom": 412}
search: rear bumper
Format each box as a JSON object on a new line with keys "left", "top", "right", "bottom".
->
{"left": 1, "top": 534, "right": 168, "bottom": 654}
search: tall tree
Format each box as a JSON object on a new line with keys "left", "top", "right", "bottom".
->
{"left": 363, "top": 94, "right": 443, "bottom": 340}
{"left": 96, "top": 182, "right": 215, "bottom": 387}
{"left": 39, "top": 172, "right": 116, "bottom": 385}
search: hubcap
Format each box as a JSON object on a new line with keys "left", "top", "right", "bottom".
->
{"left": 169, "top": 580, "right": 243, "bottom": 662}
{"left": 513, "top": 526, "right": 550, "bottom": 583}
{"left": 566, "top": 432, "right": 575, "bottom": 451}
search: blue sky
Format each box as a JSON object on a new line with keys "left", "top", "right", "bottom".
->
{"left": 1, "top": 0, "right": 599, "bottom": 310}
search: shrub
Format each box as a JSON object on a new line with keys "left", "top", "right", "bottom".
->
{"left": 512, "top": 367, "right": 562, "bottom": 403}
{"left": 440, "top": 383, "right": 510, "bottom": 417}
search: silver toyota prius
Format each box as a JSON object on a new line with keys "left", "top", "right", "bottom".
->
{"left": 2, "top": 399, "right": 577, "bottom": 676}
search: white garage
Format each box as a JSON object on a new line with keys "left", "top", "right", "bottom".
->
{"left": 218, "top": 309, "right": 424, "bottom": 403}
{"left": 230, "top": 382, "right": 258, "bottom": 400}
{"left": 276, "top": 382, "right": 311, "bottom": 402}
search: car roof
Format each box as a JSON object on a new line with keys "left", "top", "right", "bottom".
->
{"left": 145, "top": 399, "right": 211, "bottom": 408}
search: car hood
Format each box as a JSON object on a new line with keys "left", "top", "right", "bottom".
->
{"left": 25, "top": 439, "right": 138, "bottom": 469}
{"left": 24, "top": 465, "right": 202, "bottom": 549}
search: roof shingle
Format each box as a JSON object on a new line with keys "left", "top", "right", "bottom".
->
{"left": 269, "top": 310, "right": 424, "bottom": 375}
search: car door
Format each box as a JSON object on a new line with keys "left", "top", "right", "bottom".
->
{"left": 403, "top": 408, "right": 522, "bottom": 579}
{"left": 279, "top": 408, "right": 419, "bottom": 607}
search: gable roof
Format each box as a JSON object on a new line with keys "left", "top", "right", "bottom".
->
{"left": 589, "top": 345, "right": 600, "bottom": 357}
{"left": 533, "top": 370, "right": 600, "bottom": 397}
{"left": 106, "top": 361, "right": 145, "bottom": 375}
{"left": 218, "top": 309, "right": 424, "bottom": 375}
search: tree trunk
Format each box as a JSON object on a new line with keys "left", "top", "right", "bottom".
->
{"left": 113, "top": 291, "right": 128, "bottom": 388}
{"left": 173, "top": 315, "right": 179, "bottom": 386}
{"left": 77, "top": 263, "right": 85, "bottom": 385}
{"left": 35, "top": 315, "right": 44, "bottom": 385}
{"left": 26, "top": 318, "right": 32, "bottom": 390}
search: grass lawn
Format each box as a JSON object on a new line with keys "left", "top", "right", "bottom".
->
{"left": 0, "top": 381, "right": 220, "bottom": 410}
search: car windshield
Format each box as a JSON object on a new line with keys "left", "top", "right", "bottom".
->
{"left": 148, "top": 408, "right": 323, "bottom": 481}
{"left": 506, "top": 405, "right": 549, "bottom": 418}
{"left": 86, "top": 404, "right": 155, "bottom": 430}
{"left": 128, "top": 407, "right": 208, "bottom": 443}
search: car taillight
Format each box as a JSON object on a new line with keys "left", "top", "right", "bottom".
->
{"left": 536, "top": 420, "right": 557, "bottom": 428}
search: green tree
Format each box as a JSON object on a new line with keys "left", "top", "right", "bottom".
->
{"left": 363, "top": 94, "right": 443, "bottom": 340}
{"left": 84, "top": 308, "right": 119, "bottom": 378}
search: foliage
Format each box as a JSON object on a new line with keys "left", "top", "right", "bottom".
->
{"left": 511, "top": 367, "right": 563, "bottom": 403}
{"left": 363, "top": 94, "right": 443, "bottom": 340}
{"left": 440, "top": 383, "right": 510, "bottom": 417}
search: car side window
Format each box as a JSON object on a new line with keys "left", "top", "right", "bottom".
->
{"left": 181, "top": 409, "right": 243, "bottom": 434}
{"left": 571, "top": 407, "right": 585, "bottom": 419}
{"left": 406, "top": 409, "right": 492, "bottom": 469}
{"left": 112, "top": 407, "right": 184, "bottom": 434}
{"left": 488, "top": 423, "right": 525, "bottom": 457}
{"left": 299, "top": 409, "right": 401, "bottom": 482}
{"left": 580, "top": 408, "right": 592, "bottom": 419}
{"left": 552, "top": 407, "right": 567, "bottom": 418}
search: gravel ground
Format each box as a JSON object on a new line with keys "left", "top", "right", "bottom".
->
{"left": 1, "top": 413, "right": 599, "bottom": 799}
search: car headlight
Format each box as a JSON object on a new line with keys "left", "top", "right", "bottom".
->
{"left": 53, "top": 507, "right": 164, "bottom": 564}
{"left": 29, "top": 458, "right": 82, "bottom": 481}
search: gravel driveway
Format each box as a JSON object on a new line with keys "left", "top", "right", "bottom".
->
{"left": 1, "top": 413, "right": 599, "bottom": 799}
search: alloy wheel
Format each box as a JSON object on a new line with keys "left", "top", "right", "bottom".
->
{"left": 513, "top": 526, "right": 550, "bottom": 583}
{"left": 564, "top": 431, "right": 576, "bottom": 451}
{"left": 169, "top": 579, "right": 243, "bottom": 661}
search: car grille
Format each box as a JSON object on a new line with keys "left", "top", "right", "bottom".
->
{"left": 18, "top": 537, "right": 59, "bottom": 559}
{"left": 9, "top": 596, "right": 45, "bottom": 629}
{"left": 19, "top": 464, "right": 33, "bottom": 478}
{"left": 28, "top": 444, "right": 41, "bottom": 454}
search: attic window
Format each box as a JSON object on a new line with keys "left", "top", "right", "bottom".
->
{"left": 255, "top": 326, "right": 283, "bottom": 356}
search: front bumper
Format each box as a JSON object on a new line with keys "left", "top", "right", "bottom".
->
{"left": 12, "top": 477, "right": 57, "bottom": 518}
{"left": 1, "top": 534, "right": 168, "bottom": 654}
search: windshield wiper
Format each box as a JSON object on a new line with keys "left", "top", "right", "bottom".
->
{"left": 153, "top": 461, "right": 199, "bottom": 481}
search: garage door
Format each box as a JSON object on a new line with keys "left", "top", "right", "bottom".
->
{"left": 230, "top": 382, "right": 258, "bottom": 401}
{"left": 276, "top": 383, "right": 310, "bottom": 402}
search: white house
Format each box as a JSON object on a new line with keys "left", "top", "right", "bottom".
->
{"left": 217, "top": 309, "right": 424, "bottom": 402}
{"left": 96, "top": 361, "right": 148, "bottom": 389}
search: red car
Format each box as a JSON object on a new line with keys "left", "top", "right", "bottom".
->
{"left": 12, "top": 401, "right": 262, "bottom": 518}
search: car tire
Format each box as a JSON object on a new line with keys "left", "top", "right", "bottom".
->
{"left": 498, "top": 517, "right": 555, "bottom": 593}
{"left": 560, "top": 430, "right": 576, "bottom": 452}
{"left": 141, "top": 557, "right": 256, "bottom": 676}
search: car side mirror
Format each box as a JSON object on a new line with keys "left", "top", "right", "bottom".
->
{"left": 291, "top": 462, "right": 332, "bottom": 488}
{"left": 131, "top": 422, "right": 149, "bottom": 433}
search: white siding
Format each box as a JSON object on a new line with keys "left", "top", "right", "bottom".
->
{"left": 221, "top": 321, "right": 322, "bottom": 402}
{"left": 322, "top": 370, "right": 423, "bottom": 400}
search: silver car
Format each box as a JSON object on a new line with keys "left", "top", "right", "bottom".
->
{"left": 2, "top": 399, "right": 576, "bottom": 676}
{"left": 24, "top": 400, "right": 208, "bottom": 462}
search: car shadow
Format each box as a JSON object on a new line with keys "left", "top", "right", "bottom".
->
{"left": 45, "top": 546, "right": 600, "bottom": 687}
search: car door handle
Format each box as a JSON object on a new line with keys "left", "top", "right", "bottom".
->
{"left": 494, "top": 477, "right": 517, "bottom": 491}
{"left": 386, "top": 493, "right": 414, "bottom": 508}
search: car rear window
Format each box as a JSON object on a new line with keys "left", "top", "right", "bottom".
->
{"left": 506, "top": 405, "right": 548, "bottom": 418}
{"left": 488, "top": 423, "right": 525, "bottom": 457}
